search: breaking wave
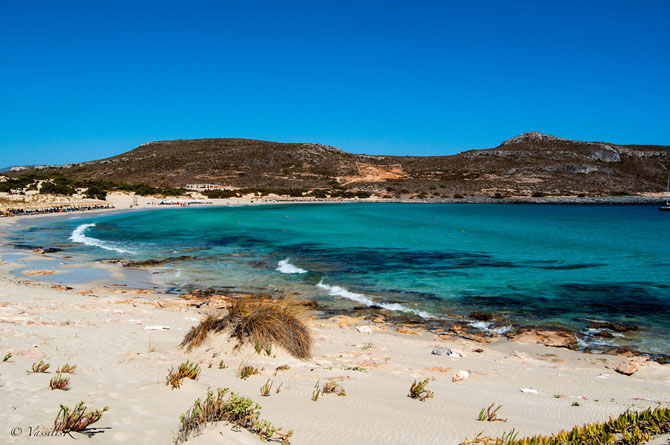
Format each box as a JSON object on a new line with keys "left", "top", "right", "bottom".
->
{"left": 316, "top": 279, "right": 435, "bottom": 319}
{"left": 276, "top": 258, "right": 308, "bottom": 274}
{"left": 69, "top": 223, "right": 136, "bottom": 254}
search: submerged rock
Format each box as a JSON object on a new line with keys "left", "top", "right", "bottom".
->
{"left": 587, "top": 321, "right": 638, "bottom": 332}
{"left": 469, "top": 312, "right": 494, "bottom": 321}
{"left": 122, "top": 255, "right": 196, "bottom": 267}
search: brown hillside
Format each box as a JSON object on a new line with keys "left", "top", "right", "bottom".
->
{"left": 9, "top": 132, "right": 670, "bottom": 197}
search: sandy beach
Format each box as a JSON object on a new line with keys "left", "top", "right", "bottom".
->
{"left": 0, "top": 212, "right": 668, "bottom": 444}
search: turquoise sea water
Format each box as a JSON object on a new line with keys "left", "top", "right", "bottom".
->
{"left": 8, "top": 203, "right": 670, "bottom": 354}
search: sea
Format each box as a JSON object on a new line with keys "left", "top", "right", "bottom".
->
{"left": 7, "top": 203, "right": 670, "bottom": 355}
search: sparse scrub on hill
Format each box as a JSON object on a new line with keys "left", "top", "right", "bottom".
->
{"left": 175, "top": 388, "right": 292, "bottom": 444}
{"left": 180, "top": 295, "right": 312, "bottom": 359}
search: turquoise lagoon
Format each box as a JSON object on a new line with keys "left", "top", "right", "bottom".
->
{"left": 9, "top": 203, "right": 670, "bottom": 355}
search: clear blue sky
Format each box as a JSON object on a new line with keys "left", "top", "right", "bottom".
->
{"left": 1, "top": 1, "right": 669, "bottom": 167}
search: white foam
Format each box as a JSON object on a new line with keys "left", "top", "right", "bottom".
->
{"left": 469, "top": 320, "right": 512, "bottom": 334}
{"left": 276, "top": 258, "right": 308, "bottom": 274}
{"left": 69, "top": 223, "right": 136, "bottom": 254}
{"left": 316, "top": 279, "right": 435, "bottom": 319}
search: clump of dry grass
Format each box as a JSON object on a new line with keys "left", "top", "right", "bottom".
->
{"left": 274, "top": 364, "right": 290, "bottom": 375}
{"left": 175, "top": 388, "right": 292, "bottom": 444}
{"left": 180, "top": 296, "right": 312, "bottom": 359}
{"left": 57, "top": 363, "right": 77, "bottom": 374}
{"left": 53, "top": 402, "right": 108, "bottom": 434}
{"left": 166, "top": 360, "right": 201, "bottom": 389}
{"left": 49, "top": 374, "right": 71, "bottom": 391}
{"left": 322, "top": 380, "right": 346, "bottom": 397}
{"left": 409, "top": 378, "right": 434, "bottom": 401}
{"left": 28, "top": 360, "right": 50, "bottom": 374}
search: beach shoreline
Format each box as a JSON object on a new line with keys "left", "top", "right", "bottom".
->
{"left": 0, "top": 214, "right": 669, "bottom": 444}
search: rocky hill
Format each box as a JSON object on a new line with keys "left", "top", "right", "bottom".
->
{"left": 9, "top": 132, "right": 670, "bottom": 198}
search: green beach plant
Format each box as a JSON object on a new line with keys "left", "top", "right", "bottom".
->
{"left": 53, "top": 402, "right": 108, "bottom": 434}
{"left": 238, "top": 364, "right": 260, "bottom": 380}
{"left": 408, "top": 378, "right": 433, "bottom": 402}
{"left": 57, "top": 363, "right": 77, "bottom": 374}
{"left": 311, "top": 381, "right": 321, "bottom": 402}
{"left": 2, "top": 352, "right": 11, "bottom": 362}
{"left": 259, "top": 379, "right": 273, "bottom": 397}
{"left": 49, "top": 374, "right": 71, "bottom": 391}
{"left": 166, "top": 360, "right": 201, "bottom": 389}
{"left": 28, "top": 360, "right": 50, "bottom": 374}
{"left": 175, "top": 388, "right": 292, "bottom": 444}
{"left": 460, "top": 407, "right": 670, "bottom": 444}
{"left": 477, "top": 403, "right": 507, "bottom": 422}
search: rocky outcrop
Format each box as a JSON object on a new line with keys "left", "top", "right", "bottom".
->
{"left": 500, "top": 132, "right": 569, "bottom": 146}
{"left": 507, "top": 326, "right": 578, "bottom": 349}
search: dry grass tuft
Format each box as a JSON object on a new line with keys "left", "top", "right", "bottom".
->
{"left": 166, "top": 360, "right": 201, "bottom": 389}
{"left": 50, "top": 374, "right": 71, "bottom": 391}
{"left": 180, "top": 296, "right": 312, "bottom": 359}
{"left": 322, "top": 380, "right": 347, "bottom": 397}
{"left": 28, "top": 360, "right": 50, "bottom": 374}
{"left": 53, "top": 402, "right": 108, "bottom": 434}
{"left": 57, "top": 363, "right": 77, "bottom": 374}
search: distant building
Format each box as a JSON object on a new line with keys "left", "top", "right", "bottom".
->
{"left": 185, "top": 184, "right": 231, "bottom": 191}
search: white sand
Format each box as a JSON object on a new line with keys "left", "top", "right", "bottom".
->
{"left": 0, "top": 218, "right": 668, "bottom": 444}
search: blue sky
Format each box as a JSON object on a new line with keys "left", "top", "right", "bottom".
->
{"left": 1, "top": 1, "right": 669, "bottom": 166}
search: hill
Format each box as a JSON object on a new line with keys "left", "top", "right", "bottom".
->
{"left": 7, "top": 132, "right": 670, "bottom": 198}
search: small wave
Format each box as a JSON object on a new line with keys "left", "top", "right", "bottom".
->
{"left": 316, "top": 279, "right": 435, "bottom": 319}
{"left": 276, "top": 258, "right": 308, "bottom": 274}
{"left": 69, "top": 223, "right": 135, "bottom": 254}
{"left": 469, "top": 320, "right": 512, "bottom": 334}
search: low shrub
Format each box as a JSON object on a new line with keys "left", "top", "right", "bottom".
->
{"left": 175, "top": 388, "right": 292, "bottom": 444}
{"left": 460, "top": 407, "right": 670, "bottom": 444}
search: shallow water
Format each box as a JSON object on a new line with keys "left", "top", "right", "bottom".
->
{"left": 8, "top": 203, "right": 670, "bottom": 354}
